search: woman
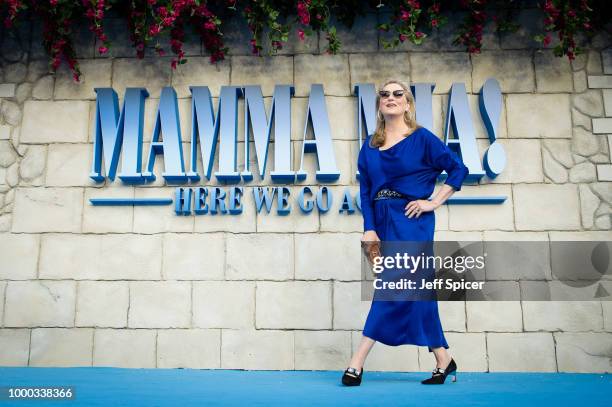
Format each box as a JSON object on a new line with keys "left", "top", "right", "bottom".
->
{"left": 341, "top": 80, "right": 469, "bottom": 386}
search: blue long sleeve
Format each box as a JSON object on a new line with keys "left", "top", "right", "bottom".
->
{"left": 424, "top": 129, "right": 469, "bottom": 192}
{"left": 358, "top": 138, "right": 376, "bottom": 232}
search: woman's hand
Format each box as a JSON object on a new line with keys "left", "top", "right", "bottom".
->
{"left": 404, "top": 199, "right": 440, "bottom": 218}
{"left": 361, "top": 230, "right": 381, "bottom": 266}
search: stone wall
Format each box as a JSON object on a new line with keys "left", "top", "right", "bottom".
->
{"left": 0, "top": 9, "right": 611, "bottom": 372}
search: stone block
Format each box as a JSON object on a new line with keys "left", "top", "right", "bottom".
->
{"left": 472, "top": 51, "right": 534, "bottom": 93}
{"left": 0, "top": 233, "right": 39, "bottom": 279}
{"left": 128, "top": 281, "right": 191, "bottom": 328}
{"left": 229, "top": 56, "right": 292, "bottom": 98}
{"left": 333, "top": 281, "right": 370, "bottom": 330}
{"left": 295, "top": 232, "right": 361, "bottom": 281}
{"left": 597, "top": 164, "right": 612, "bottom": 181}
{"left": 39, "top": 234, "right": 162, "bottom": 280}
{"left": 295, "top": 330, "right": 351, "bottom": 370}
{"left": 30, "top": 328, "right": 93, "bottom": 366}
{"left": 439, "top": 301, "right": 466, "bottom": 332}
{"left": 21, "top": 101, "right": 89, "bottom": 143}
{"left": 507, "top": 94, "right": 571, "bottom": 138}
{"left": 226, "top": 233, "right": 293, "bottom": 280}
{"left": 172, "top": 57, "right": 230, "bottom": 98}
{"left": 593, "top": 118, "right": 612, "bottom": 134}
{"left": 46, "top": 144, "right": 96, "bottom": 187}
{"left": 588, "top": 75, "right": 612, "bottom": 88}
{"left": 54, "top": 59, "right": 112, "bottom": 100}
{"left": 522, "top": 301, "right": 604, "bottom": 332}
{"left": 112, "top": 58, "right": 172, "bottom": 99}
{"left": 193, "top": 281, "right": 255, "bottom": 329}
{"left": 12, "top": 187, "right": 83, "bottom": 233}
{"left": 19, "top": 145, "right": 46, "bottom": 185}
{"left": 221, "top": 329, "right": 293, "bottom": 370}
{"left": 0, "top": 329, "right": 30, "bottom": 366}
{"left": 0, "top": 83, "right": 16, "bottom": 98}
{"left": 93, "top": 329, "right": 156, "bottom": 368}
{"left": 514, "top": 184, "right": 580, "bottom": 231}
{"left": 448, "top": 185, "right": 514, "bottom": 231}
{"left": 481, "top": 139, "right": 543, "bottom": 184}
{"left": 555, "top": 332, "right": 612, "bottom": 373}
{"left": 162, "top": 233, "right": 225, "bottom": 280}
{"left": 157, "top": 329, "right": 221, "bottom": 368}
{"left": 349, "top": 52, "right": 410, "bottom": 90}
{"left": 4, "top": 281, "right": 76, "bottom": 327}
{"left": 466, "top": 302, "right": 523, "bottom": 332}
{"left": 411, "top": 53, "right": 472, "bottom": 94}
{"left": 534, "top": 50, "right": 573, "bottom": 92}
{"left": 76, "top": 281, "right": 129, "bottom": 328}
{"left": 82, "top": 187, "right": 135, "bottom": 233}
{"left": 294, "top": 54, "right": 350, "bottom": 97}
{"left": 487, "top": 333, "right": 556, "bottom": 372}
{"left": 256, "top": 281, "right": 332, "bottom": 329}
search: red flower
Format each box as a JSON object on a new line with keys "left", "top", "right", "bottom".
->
{"left": 149, "top": 25, "right": 161, "bottom": 36}
{"left": 431, "top": 19, "right": 438, "bottom": 28}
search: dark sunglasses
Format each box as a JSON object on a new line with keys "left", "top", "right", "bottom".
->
{"left": 378, "top": 89, "right": 405, "bottom": 98}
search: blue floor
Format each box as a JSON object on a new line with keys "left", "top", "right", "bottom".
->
{"left": 0, "top": 368, "right": 610, "bottom": 406}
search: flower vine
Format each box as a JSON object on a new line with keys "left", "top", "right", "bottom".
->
{"left": 0, "top": 0, "right": 607, "bottom": 81}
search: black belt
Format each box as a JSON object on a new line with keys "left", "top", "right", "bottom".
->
{"left": 374, "top": 188, "right": 407, "bottom": 200}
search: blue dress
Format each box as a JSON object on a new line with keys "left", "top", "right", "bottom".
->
{"left": 357, "top": 126, "right": 469, "bottom": 350}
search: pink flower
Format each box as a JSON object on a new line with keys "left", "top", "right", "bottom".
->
{"left": 98, "top": 45, "right": 108, "bottom": 54}
{"left": 399, "top": 33, "right": 407, "bottom": 42}
{"left": 543, "top": 34, "right": 551, "bottom": 46}
{"left": 204, "top": 21, "right": 216, "bottom": 30}
{"left": 415, "top": 31, "right": 424, "bottom": 38}
{"left": 431, "top": 18, "right": 438, "bottom": 28}
{"left": 400, "top": 10, "right": 411, "bottom": 21}
{"left": 297, "top": 28, "right": 305, "bottom": 40}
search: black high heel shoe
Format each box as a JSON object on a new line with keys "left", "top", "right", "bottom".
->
{"left": 341, "top": 367, "right": 363, "bottom": 386}
{"left": 421, "top": 358, "right": 457, "bottom": 385}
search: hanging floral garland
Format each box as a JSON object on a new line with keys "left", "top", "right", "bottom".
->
{"left": 0, "top": 0, "right": 607, "bottom": 82}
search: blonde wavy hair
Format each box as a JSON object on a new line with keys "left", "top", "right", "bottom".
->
{"left": 369, "top": 79, "right": 421, "bottom": 148}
